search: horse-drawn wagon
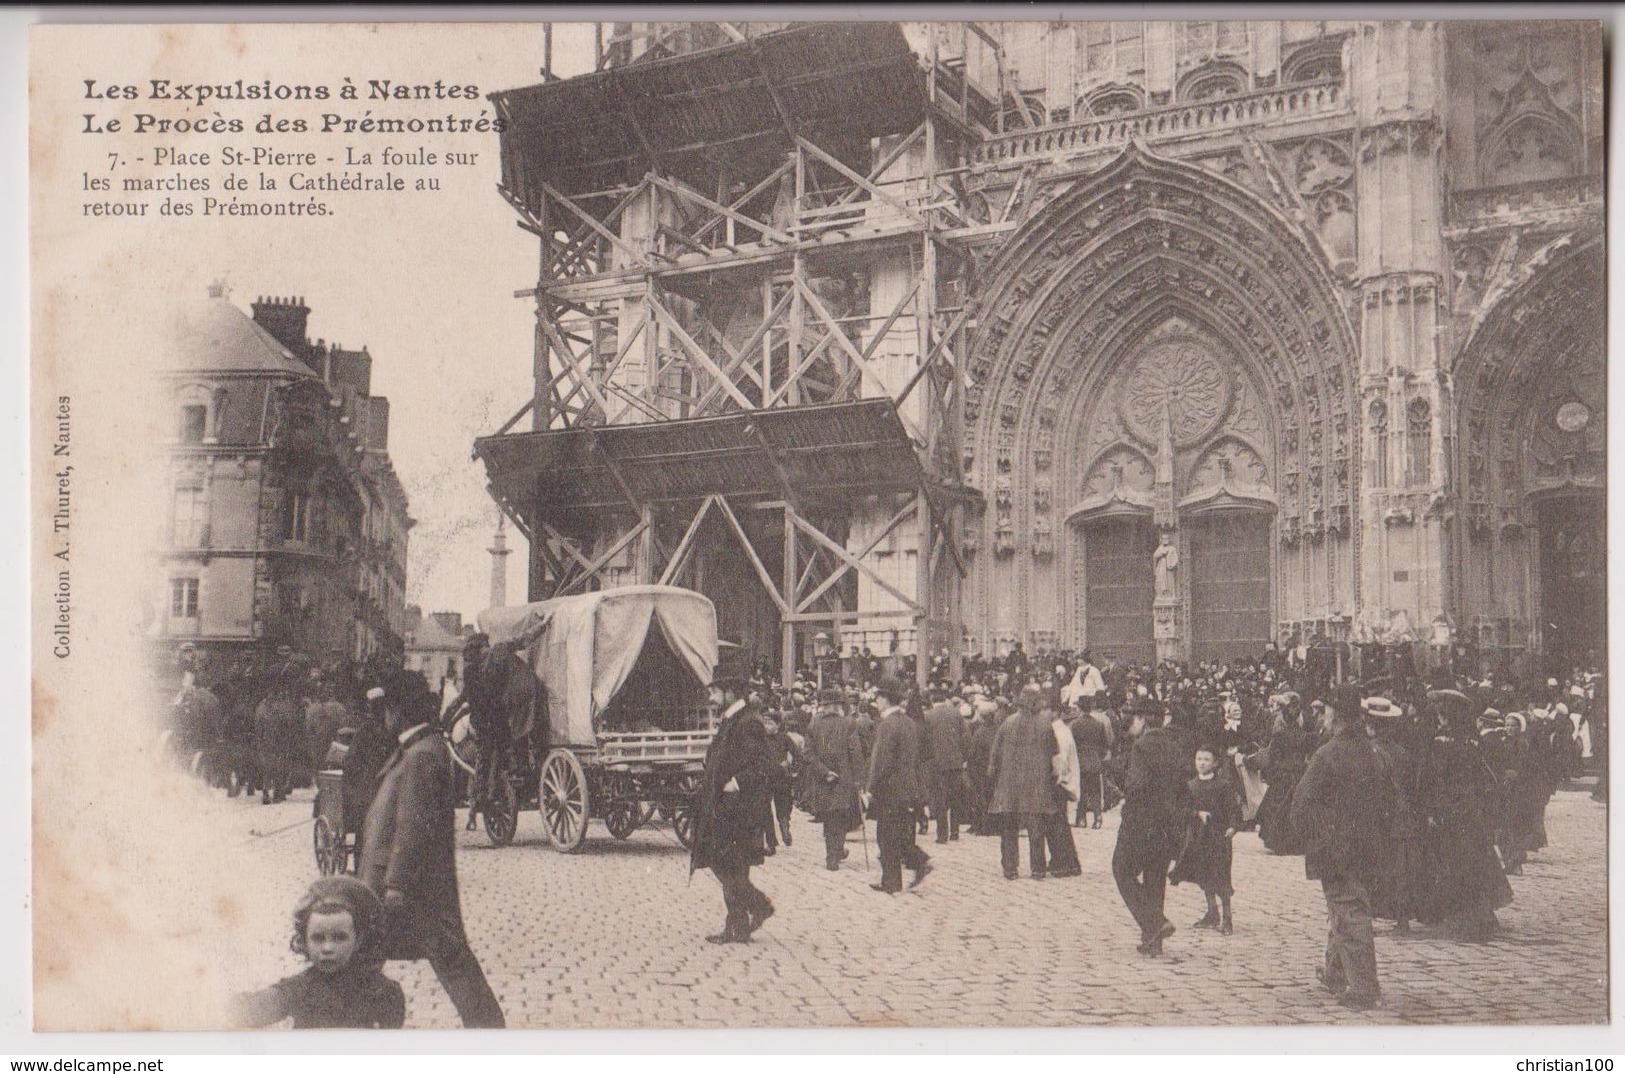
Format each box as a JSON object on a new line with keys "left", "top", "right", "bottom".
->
{"left": 464, "top": 585, "right": 720, "bottom": 853}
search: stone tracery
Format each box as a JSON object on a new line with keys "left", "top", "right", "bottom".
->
{"left": 963, "top": 142, "right": 1360, "bottom": 655}
{"left": 1450, "top": 235, "right": 1603, "bottom": 656}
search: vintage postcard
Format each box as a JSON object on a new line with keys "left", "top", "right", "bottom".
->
{"left": 27, "top": 16, "right": 1610, "bottom": 1038}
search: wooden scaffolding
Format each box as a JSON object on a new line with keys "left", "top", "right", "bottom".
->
{"left": 477, "top": 22, "right": 1016, "bottom": 684}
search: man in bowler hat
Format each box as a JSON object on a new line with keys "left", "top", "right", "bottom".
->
{"left": 1290, "top": 686, "right": 1398, "bottom": 1010}
{"left": 866, "top": 677, "right": 932, "bottom": 893}
{"left": 690, "top": 664, "right": 775, "bottom": 943}
{"left": 358, "top": 671, "right": 505, "bottom": 1027}
{"left": 1112, "top": 696, "right": 1194, "bottom": 955}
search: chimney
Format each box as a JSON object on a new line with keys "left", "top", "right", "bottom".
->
{"left": 250, "top": 295, "right": 313, "bottom": 359}
{"left": 487, "top": 512, "right": 511, "bottom": 609}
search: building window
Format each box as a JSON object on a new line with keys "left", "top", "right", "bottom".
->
{"left": 1215, "top": 21, "right": 1249, "bottom": 52}
{"left": 1180, "top": 21, "right": 1249, "bottom": 59}
{"left": 1081, "top": 84, "right": 1145, "bottom": 116}
{"left": 1368, "top": 400, "right": 1389, "bottom": 489}
{"left": 1484, "top": 115, "right": 1578, "bottom": 187}
{"left": 1177, "top": 60, "right": 1249, "bottom": 101}
{"left": 172, "top": 485, "right": 206, "bottom": 546}
{"left": 1081, "top": 22, "right": 1144, "bottom": 78}
{"left": 284, "top": 491, "right": 311, "bottom": 542}
{"left": 170, "top": 577, "right": 199, "bottom": 619}
{"left": 1281, "top": 40, "right": 1343, "bottom": 84}
{"left": 278, "top": 581, "right": 310, "bottom": 617}
{"left": 1406, "top": 399, "right": 1432, "bottom": 486}
{"left": 179, "top": 405, "right": 207, "bottom": 443}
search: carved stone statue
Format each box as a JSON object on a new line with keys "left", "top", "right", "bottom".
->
{"left": 1153, "top": 529, "right": 1180, "bottom": 601}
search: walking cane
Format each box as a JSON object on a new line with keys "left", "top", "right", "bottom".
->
{"left": 858, "top": 795, "right": 872, "bottom": 871}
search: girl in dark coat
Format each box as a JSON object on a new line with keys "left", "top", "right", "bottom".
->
{"left": 1170, "top": 746, "right": 1243, "bottom": 933}
{"left": 234, "top": 876, "right": 405, "bottom": 1029}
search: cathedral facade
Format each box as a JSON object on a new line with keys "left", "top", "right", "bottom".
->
{"left": 948, "top": 19, "right": 1603, "bottom": 672}
{"left": 484, "top": 19, "right": 1603, "bottom": 679}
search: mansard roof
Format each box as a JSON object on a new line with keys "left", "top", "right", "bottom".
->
{"left": 162, "top": 291, "right": 317, "bottom": 378}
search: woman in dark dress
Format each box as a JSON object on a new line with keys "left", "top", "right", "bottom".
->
{"left": 1411, "top": 691, "right": 1514, "bottom": 942}
{"left": 1246, "top": 698, "right": 1313, "bottom": 855}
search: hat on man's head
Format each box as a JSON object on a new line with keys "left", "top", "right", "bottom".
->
{"left": 1362, "top": 696, "right": 1404, "bottom": 721}
{"left": 1326, "top": 685, "right": 1363, "bottom": 717}
{"left": 709, "top": 649, "right": 753, "bottom": 693}
{"left": 874, "top": 676, "right": 910, "bottom": 704}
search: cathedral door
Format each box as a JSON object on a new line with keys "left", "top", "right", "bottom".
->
{"left": 1188, "top": 511, "right": 1272, "bottom": 664}
{"left": 1084, "top": 517, "right": 1157, "bottom": 665}
{"left": 1536, "top": 494, "right": 1606, "bottom": 671}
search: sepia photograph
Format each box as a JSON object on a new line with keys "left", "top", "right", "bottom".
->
{"left": 24, "top": 11, "right": 1613, "bottom": 1044}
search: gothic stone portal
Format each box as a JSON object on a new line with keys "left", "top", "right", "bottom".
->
{"left": 1068, "top": 323, "right": 1279, "bottom": 663}
{"left": 964, "top": 145, "right": 1360, "bottom": 660}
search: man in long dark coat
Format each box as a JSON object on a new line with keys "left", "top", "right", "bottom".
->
{"left": 358, "top": 671, "right": 505, "bottom": 1028}
{"left": 988, "top": 690, "right": 1060, "bottom": 880}
{"left": 253, "top": 665, "right": 306, "bottom": 804}
{"left": 1069, "top": 703, "right": 1113, "bottom": 828}
{"left": 690, "top": 674, "right": 774, "bottom": 944}
{"left": 800, "top": 688, "right": 866, "bottom": 870}
{"left": 923, "top": 688, "right": 969, "bottom": 843}
{"left": 1112, "top": 698, "right": 1194, "bottom": 955}
{"left": 1365, "top": 697, "right": 1422, "bottom": 932}
{"left": 1289, "top": 688, "right": 1397, "bottom": 1011}
{"left": 342, "top": 685, "right": 395, "bottom": 858}
{"left": 866, "top": 678, "right": 932, "bottom": 894}
{"left": 965, "top": 699, "right": 1002, "bottom": 834}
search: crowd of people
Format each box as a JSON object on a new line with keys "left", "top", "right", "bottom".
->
{"left": 159, "top": 642, "right": 401, "bottom": 805}
{"left": 159, "top": 633, "right": 1603, "bottom": 1025}
{"left": 693, "top": 644, "right": 1605, "bottom": 1010}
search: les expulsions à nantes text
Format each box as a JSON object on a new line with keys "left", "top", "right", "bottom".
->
{"left": 80, "top": 78, "right": 508, "bottom": 136}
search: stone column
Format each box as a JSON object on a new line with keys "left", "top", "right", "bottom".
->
{"left": 1351, "top": 20, "right": 1451, "bottom": 642}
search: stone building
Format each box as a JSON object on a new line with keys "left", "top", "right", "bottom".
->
{"left": 477, "top": 20, "right": 1603, "bottom": 681}
{"left": 403, "top": 607, "right": 474, "bottom": 704}
{"left": 151, "top": 286, "right": 414, "bottom": 670}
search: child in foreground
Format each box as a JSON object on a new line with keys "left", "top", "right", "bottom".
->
{"left": 233, "top": 875, "right": 406, "bottom": 1029}
{"left": 1169, "top": 745, "right": 1242, "bottom": 935}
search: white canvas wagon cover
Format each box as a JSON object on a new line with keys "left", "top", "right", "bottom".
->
{"left": 476, "top": 585, "right": 718, "bottom": 748}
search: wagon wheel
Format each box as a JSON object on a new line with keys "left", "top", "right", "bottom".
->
{"left": 539, "top": 750, "right": 589, "bottom": 853}
{"left": 604, "top": 800, "right": 641, "bottom": 840}
{"left": 671, "top": 807, "right": 696, "bottom": 849}
{"left": 482, "top": 773, "right": 520, "bottom": 848}
{"left": 313, "top": 816, "right": 341, "bottom": 876}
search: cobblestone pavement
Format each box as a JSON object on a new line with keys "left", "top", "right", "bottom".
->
{"left": 215, "top": 785, "right": 1607, "bottom": 1029}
